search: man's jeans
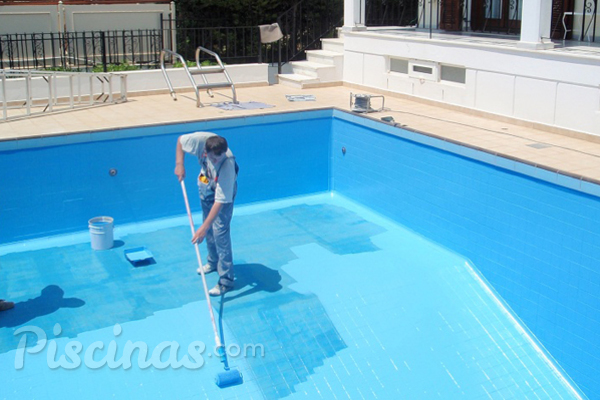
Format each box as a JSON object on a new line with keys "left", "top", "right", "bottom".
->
{"left": 201, "top": 199, "right": 234, "bottom": 288}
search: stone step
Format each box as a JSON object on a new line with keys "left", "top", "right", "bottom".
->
{"left": 278, "top": 73, "right": 343, "bottom": 89}
{"left": 321, "top": 38, "right": 345, "bottom": 53}
{"left": 290, "top": 61, "right": 338, "bottom": 81}
{"left": 306, "top": 49, "right": 343, "bottom": 65}
{"left": 278, "top": 73, "right": 320, "bottom": 89}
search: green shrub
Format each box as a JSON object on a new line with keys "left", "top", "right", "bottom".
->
{"left": 92, "top": 63, "right": 140, "bottom": 73}
{"left": 173, "top": 60, "right": 197, "bottom": 68}
{"left": 44, "top": 66, "right": 80, "bottom": 72}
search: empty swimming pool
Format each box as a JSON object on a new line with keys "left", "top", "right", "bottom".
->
{"left": 0, "top": 110, "right": 598, "bottom": 399}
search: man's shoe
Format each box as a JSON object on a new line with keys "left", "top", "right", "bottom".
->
{"left": 208, "top": 284, "right": 232, "bottom": 296}
{"left": 197, "top": 264, "right": 217, "bottom": 275}
{"left": 0, "top": 300, "right": 15, "bottom": 312}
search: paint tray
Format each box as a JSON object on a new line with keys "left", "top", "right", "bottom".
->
{"left": 124, "top": 247, "right": 154, "bottom": 266}
{"left": 285, "top": 94, "right": 316, "bottom": 102}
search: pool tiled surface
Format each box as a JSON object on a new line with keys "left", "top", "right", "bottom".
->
{"left": 0, "top": 194, "right": 584, "bottom": 399}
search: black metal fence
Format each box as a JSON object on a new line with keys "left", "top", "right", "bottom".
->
{"left": 366, "top": 0, "right": 419, "bottom": 26}
{"left": 1, "top": 0, "right": 344, "bottom": 72}
{"left": 0, "top": 30, "right": 164, "bottom": 71}
{"left": 276, "top": 0, "right": 344, "bottom": 63}
{"left": 163, "top": 24, "right": 265, "bottom": 65}
{"left": 0, "top": 27, "right": 289, "bottom": 71}
{"left": 169, "top": 0, "right": 344, "bottom": 67}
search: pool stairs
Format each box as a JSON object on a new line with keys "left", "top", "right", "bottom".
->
{"left": 278, "top": 37, "right": 345, "bottom": 89}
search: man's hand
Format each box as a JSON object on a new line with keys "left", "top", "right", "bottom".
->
{"left": 192, "top": 202, "right": 224, "bottom": 244}
{"left": 192, "top": 225, "right": 208, "bottom": 244}
{"left": 175, "top": 163, "right": 186, "bottom": 181}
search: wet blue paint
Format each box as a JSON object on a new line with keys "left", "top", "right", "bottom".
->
{"left": 0, "top": 195, "right": 583, "bottom": 399}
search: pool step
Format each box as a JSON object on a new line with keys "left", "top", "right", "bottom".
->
{"left": 277, "top": 74, "right": 320, "bottom": 89}
{"left": 278, "top": 37, "right": 344, "bottom": 89}
{"left": 321, "top": 38, "right": 345, "bottom": 53}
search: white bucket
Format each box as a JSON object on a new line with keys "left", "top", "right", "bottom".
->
{"left": 88, "top": 216, "right": 114, "bottom": 250}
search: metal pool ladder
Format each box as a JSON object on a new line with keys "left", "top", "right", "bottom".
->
{"left": 160, "top": 46, "right": 237, "bottom": 107}
{"left": 1, "top": 69, "right": 127, "bottom": 122}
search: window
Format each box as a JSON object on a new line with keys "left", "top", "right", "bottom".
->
{"left": 440, "top": 65, "right": 466, "bottom": 84}
{"left": 408, "top": 60, "right": 438, "bottom": 81}
{"left": 413, "top": 65, "right": 433, "bottom": 74}
{"left": 390, "top": 58, "right": 409, "bottom": 74}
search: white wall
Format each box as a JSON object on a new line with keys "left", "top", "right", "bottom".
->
{"left": 125, "top": 63, "right": 268, "bottom": 94}
{"left": 343, "top": 31, "right": 600, "bottom": 136}
{"left": 1, "top": 64, "right": 269, "bottom": 103}
{"left": 0, "top": 7, "right": 58, "bottom": 34}
{"left": 0, "top": 3, "right": 173, "bottom": 35}
{"left": 65, "top": 4, "right": 172, "bottom": 32}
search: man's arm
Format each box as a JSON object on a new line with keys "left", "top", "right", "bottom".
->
{"left": 191, "top": 202, "right": 224, "bottom": 244}
{"left": 175, "top": 136, "right": 186, "bottom": 181}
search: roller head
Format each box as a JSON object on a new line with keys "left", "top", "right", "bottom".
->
{"left": 215, "top": 368, "right": 243, "bottom": 388}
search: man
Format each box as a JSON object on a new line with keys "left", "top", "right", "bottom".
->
{"left": 0, "top": 299, "right": 14, "bottom": 312}
{"left": 175, "top": 132, "right": 238, "bottom": 296}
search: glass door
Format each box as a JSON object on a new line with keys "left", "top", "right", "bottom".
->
{"left": 471, "top": 0, "right": 522, "bottom": 33}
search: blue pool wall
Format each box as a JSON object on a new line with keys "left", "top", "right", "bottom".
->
{"left": 1, "top": 109, "right": 599, "bottom": 398}
{"left": 330, "top": 112, "right": 600, "bottom": 399}
{"left": 0, "top": 112, "right": 332, "bottom": 243}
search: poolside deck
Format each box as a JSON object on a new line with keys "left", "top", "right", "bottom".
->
{"left": 2, "top": 83, "right": 600, "bottom": 185}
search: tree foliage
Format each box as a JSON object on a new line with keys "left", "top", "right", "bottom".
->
{"left": 176, "top": 0, "right": 296, "bottom": 28}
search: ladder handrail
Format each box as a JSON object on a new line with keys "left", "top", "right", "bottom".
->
{"left": 160, "top": 46, "right": 237, "bottom": 108}
{"left": 195, "top": 46, "right": 237, "bottom": 105}
{"left": 160, "top": 49, "right": 200, "bottom": 104}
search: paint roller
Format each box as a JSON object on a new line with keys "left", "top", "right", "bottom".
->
{"left": 180, "top": 180, "right": 243, "bottom": 388}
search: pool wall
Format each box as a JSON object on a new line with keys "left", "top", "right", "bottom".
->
{"left": 331, "top": 114, "right": 600, "bottom": 399}
{"left": 0, "top": 113, "right": 332, "bottom": 243}
{"left": 1, "top": 109, "right": 599, "bottom": 398}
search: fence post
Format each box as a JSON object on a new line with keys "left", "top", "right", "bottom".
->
{"left": 50, "top": 33, "right": 57, "bottom": 69}
{"left": 1, "top": 72, "right": 7, "bottom": 120}
{"left": 100, "top": 31, "right": 108, "bottom": 73}
{"left": 429, "top": 0, "right": 433, "bottom": 38}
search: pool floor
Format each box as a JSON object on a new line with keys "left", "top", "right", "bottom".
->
{"left": 0, "top": 193, "right": 583, "bottom": 399}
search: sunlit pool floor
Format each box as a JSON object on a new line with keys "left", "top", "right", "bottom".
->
{"left": 0, "top": 193, "right": 582, "bottom": 399}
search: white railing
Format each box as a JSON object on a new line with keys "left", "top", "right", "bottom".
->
{"left": 160, "top": 46, "right": 237, "bottom": 107}
{"left": 1, "top": 69, "right": 128, "bottom": 122}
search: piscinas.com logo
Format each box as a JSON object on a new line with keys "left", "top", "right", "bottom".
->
{"left": 14, "top": 323, "right": 264, "bottom": 370}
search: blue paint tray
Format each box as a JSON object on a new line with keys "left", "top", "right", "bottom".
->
{"left": 124, "top": 247, "right": 154, "bottom": 266}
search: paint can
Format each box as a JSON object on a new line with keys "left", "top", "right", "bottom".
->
{"left": 88, "top": 216, "right": 114, "bottom": 250}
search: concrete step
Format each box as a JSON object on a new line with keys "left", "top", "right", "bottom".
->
{"left": 306, "top": 50, "right": 343, "bottom": 80}
{"left": 321, "top": 38, "right": 345, "bottom": 53}
{"left": 290, "top": 61, "right": 338, "bottom": 81}
{"left": 306, "top": 49, "right": 343, "bottom": 65}
{"left": 277, "top": 73, "right": 343, "bottom": 89}
{"left": 278, "top": 73, "right": 320, "bottom": 89}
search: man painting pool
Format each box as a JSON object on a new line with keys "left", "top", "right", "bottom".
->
{"left": 175, "top": 132, "right": 238, "bottom": 296}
